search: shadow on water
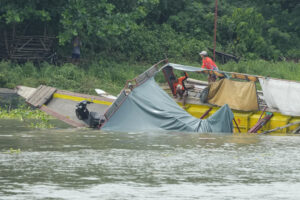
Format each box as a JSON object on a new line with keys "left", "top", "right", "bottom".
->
{"left": 1, "top": 119, "right": 300, "bottom": 200}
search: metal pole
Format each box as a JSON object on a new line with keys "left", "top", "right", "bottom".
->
{"left": 213, "top": 0, "right": 218, "bottom": 61}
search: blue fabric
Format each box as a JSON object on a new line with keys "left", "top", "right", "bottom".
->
{"left": 102, "top": 77, "right": 234, "bottom": 133}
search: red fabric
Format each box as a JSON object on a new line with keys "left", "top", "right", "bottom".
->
{"left": 201, "top": 57, "right": 218, "bottom": 70}
{"left": 173, "top": 73, "right": 188, "bottom": 95}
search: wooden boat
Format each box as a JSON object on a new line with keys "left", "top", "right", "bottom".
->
{"left": 166, "top": 79, "right": 300, "bottom": 134}
{"left": 16, "top": 59, "right": 300, "bottom": 134}
{"left": 156, "top": 61, "right": 300, "bottom": 134}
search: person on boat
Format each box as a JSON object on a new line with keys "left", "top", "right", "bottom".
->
{"left": 171, "top": 72, "right": 189, "bottom": 109}
{"left": 199, "top": 50, "right": 219, "bottom": 82}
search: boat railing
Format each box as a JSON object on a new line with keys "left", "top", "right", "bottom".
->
{"left": 135, "top": 59, "right": 167, "bottom": 86}
{"left": 104, "top": 90, "right": 127, "bottom": 120}
{"left": 103, "top": 59, "right": 168, "bottom": 121}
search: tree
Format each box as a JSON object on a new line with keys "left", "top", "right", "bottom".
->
{"left": 58, "top": 0, "right": 159, "bottom": 45}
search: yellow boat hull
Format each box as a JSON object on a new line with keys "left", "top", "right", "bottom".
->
{"left": 181, "top": 103, "right": 300, "bottom": 134}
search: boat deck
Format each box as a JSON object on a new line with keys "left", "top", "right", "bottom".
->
{"left": 17, "top": 85, "right": 114, "bottom": 127}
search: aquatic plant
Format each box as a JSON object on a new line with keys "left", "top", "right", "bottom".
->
{"left": 0, "top": 105, "right": 54, "bottom": 129}
{"left": 2, "top": 148, "right": 21, "bottom": 154}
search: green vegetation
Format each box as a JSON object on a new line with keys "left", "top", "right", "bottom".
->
{"left": 222, "top": 60, "right": 300, "bottom": 81}
{"left": 1, "top": 0, "right": 299, "bottom": 62}
{"left": 0, "top": 60, "right": 150, "bottom": 95}
{"left": 2, "top": 148, "right": 21, "bottom": 154}
{"left": 0, "top": 105, "right": 54, "bottom": 128}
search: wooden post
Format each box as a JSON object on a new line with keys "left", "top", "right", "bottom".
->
{"left": 200, "top": 107, "right": 213, "bottom": 119}
{"left": 258, "top": 106, "right": 267, "bottom": 121}
{"left": 44, "top": 23, "right": 47, "bottom": 39}
{"left": 233, "top": 118, "right": 241, "bottom": 133}
{"left": 262, "top": 121, "right": 300, "bottom": 134}
{"left": 248, "top": 113, "right": 273, "bottom": 133}
{"left": 12, "top": 23, "right": 15, "bottom": 40}
{"left": 213, "top": 0, "right": 218, "bottom": 61}
{"left": 4, "top": 30, "right": 9, "bottom": 56}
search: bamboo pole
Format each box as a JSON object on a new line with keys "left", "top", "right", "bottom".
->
{"left": 4, "top": 30, "right": 9, "bottom": 55}
{"left": 200, "top": 107, "right": 212, "bottom": 119}
{"left": 261, "top": 121, "right": 300, "bottom": 134}
{"left": 292, "top": 126, "right": 300, "bottom": 134}
{"left": 200, "top": 70, "right": 260, "bottom": 82}
{"left": 233, "top": 118, "right": 241, "bottom": 133}
{"left": 213, "top": 0, "right": 218, "bottom": 61}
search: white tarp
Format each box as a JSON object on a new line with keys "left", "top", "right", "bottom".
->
{"left": 259, "top": 78, "right": 300, "bottom": 116}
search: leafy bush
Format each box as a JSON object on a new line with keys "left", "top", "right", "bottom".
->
{"left": 22, "top": 62, "right": 37, "bottom": 78}
{"left": 0, "top": 73, "right": 8, "bottom": 87}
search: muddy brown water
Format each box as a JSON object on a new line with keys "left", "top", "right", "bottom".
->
{"left": 1, "top": 119, "right": 300, "bottom": 200}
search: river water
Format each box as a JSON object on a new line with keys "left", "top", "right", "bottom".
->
{"left": 1, "top": 120, "right": 300, "bottom": 200}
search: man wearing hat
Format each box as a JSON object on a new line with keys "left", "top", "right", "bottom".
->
{"left": 199, "top": 51, "right": 219, "bottom": 82}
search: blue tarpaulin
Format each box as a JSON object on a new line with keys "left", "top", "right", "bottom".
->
{"left": 102, "top": 76, "right": 234, "bottom": 133}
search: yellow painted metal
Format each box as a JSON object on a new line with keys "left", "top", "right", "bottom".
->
{"left": 232, "top": 111, "right": 253, "bottom": 133}
{"left": 53, "top": 93, "right": 112, "bottom": 106}
{"left": 182, "top": 103, "right": 300, "bottom": 134}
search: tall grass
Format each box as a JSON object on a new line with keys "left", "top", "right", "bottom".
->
{"left": 0, "top": 59, "right": 299, "bottom": 97}
{"left": 221, "top": 60, "right": 300, "bottom": 81}
{"left": 0, "top": 60, "right": 150, "bottom": 95}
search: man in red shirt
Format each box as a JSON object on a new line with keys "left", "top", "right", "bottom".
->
{"left": 199, "top": 51, "right": 219, "bottom": 82}
{"left": 171, "top": 72, "right": 189, "bottom": 109}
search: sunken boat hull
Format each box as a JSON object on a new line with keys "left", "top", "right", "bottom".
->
{"left": 17, "top": 85, "right": 113, "bottom": 127}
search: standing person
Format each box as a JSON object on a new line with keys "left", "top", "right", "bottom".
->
{"left": 199, "top": 50, "right": 219, "bottom": 82}
{"left": 171, "top": 72, "right": 189, "bottom": 109}
{"left": 72, "top": 36, "right": 81, "bottom": 64}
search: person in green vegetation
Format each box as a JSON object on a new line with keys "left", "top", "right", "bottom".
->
{"left": 72, "top": 36, "right": 81, "bottom": 64}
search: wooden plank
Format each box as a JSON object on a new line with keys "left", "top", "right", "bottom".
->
{"left": 17, "top": 38, "right": 33, "bottom": 51}
{"left": 26, "top": 85, "right": 57, "bottom": 107}
{"left": 39, "top": 38, "right": 48, "bottom": 50}
{"left": 26, "top": 85, "right": 45, "bottom": 107}
{"left": 35, "top": 86, "right": 56, "bottom": 107}
{"left": 200, "top": 70, "right": 260, "bottom": 82}
{"left": 4, "top": 30, "right": 9, "bottom": 55}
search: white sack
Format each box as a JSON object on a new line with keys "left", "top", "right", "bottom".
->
{"left": 259, "top": 78, "right": 300, "bottom": 116}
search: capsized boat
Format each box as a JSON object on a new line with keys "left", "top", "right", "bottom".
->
{"left": 16, "top": 60, "right": 235, "bottom": 133}
{"left": 72, "top": 60, "right": 235, "bottom": 133}
{"left": 17, "top": 59, "right": 300, "bottom": 134}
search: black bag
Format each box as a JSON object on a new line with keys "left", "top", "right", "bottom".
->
{"left": 200, "top": 86, "right": 210, "bottom": 103}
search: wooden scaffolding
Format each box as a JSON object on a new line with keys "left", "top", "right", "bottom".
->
{"left": 0, "top": 31, "right": 56, "bottom": 62}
